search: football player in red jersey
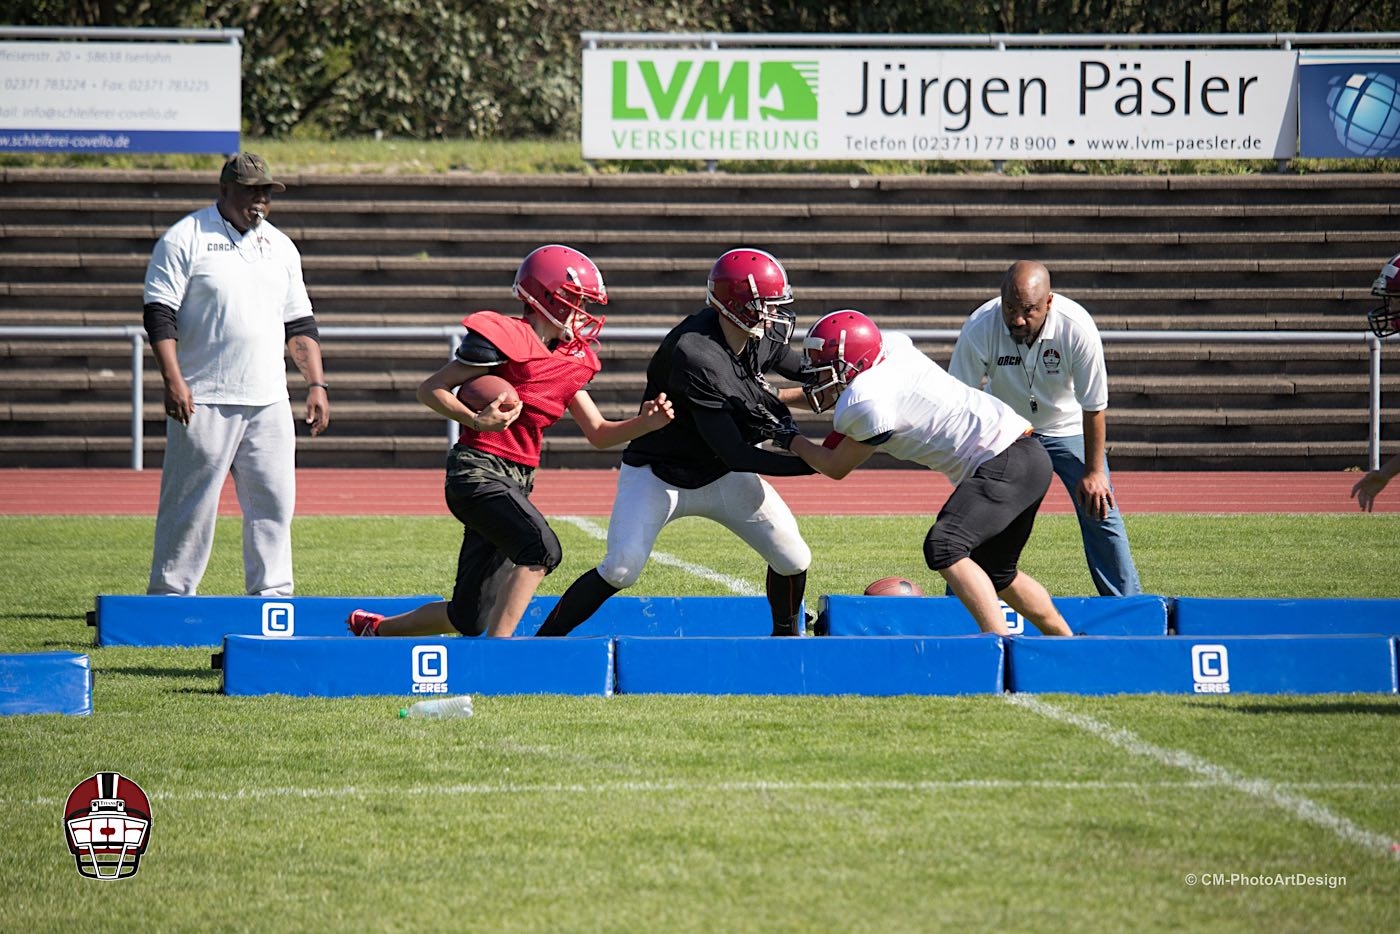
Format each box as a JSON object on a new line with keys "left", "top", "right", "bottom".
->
{"left": 347, "top": 245, "right": 672, "bottom": 638}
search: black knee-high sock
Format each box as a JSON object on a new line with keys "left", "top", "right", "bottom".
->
{"left": 766, "top": 567, "right": 807, "bottom": 636}
{"left": 535, "top": 568, "right": 620, "bottom": 637}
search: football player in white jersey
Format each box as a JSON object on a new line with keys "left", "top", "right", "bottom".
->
{"left": 765, "top": 309, "right": 1070, "bottom": 636}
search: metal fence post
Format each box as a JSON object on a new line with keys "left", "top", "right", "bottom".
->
{"left": 130, "top": 331, "right": 145, "bottom": 471}
{"left": 1369, "top": 334, "right": 1382, "bottom": 471}
{"left": 447, "top": 331, "right": 462, "bottom": 447}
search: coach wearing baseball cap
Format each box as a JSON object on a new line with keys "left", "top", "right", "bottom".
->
{"left": 141, "top": 151, "right": 328, "bottom": 597}
{"left": 219, "top": 151, "right": 287, "bottom": 191}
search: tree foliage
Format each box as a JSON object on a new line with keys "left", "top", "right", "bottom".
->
{"left": 2, "top": 1, "right": 1396, "bottom": 139}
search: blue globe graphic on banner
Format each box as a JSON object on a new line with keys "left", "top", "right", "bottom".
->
{"left": 1325, "top": 71, "right": 1400, "bottom": 157}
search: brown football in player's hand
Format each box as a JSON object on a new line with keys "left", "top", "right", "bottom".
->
{"left": 457, "top": 374, "right": 519, "bottom": 411}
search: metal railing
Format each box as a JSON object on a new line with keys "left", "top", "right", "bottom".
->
{"left": 0, "top": 325, "right": 1387, "bottom": 471}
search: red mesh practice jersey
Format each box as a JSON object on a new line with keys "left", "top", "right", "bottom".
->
{"left": 456, "top": 311, "right": 601, "bottom": 467}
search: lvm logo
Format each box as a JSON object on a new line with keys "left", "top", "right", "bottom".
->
{"left": 411, "top": 645, "right": 449, "bottom": 694}
{"left": 611, "top": 59, "right": 818, "bottom": 121}
{"left": 261, "top": 601, "right": 294, "bottom": 637}
{"left": 1191, "top": 644, "right": 1231, "bottom": 694}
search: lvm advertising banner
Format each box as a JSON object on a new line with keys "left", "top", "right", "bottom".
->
{"left": 1298, "top": 51, "right": 1400, "bottom": 159}
{"left": 582, "top": 48, "right": 1299, "bottom": 161}
{"left": 0, "top": 41, "right": 240, "bottom": 153}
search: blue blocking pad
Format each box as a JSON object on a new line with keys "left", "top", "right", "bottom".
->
{"left": 817, "top": 594, "right": 1169, "bottom": 637}
{"left": 92, "top": 595, "right": 442, "bottom": 646}
{"left": 512, "top": 595, "right": 776, "bottom": 637}
{"left": 0, "top": 652, "right": 92, "bottom": 716}
{"left": 219, "top": 635, "right": 615, "bottom": 697}
{"left": 1172, "top": 597, "right": 1400, "bottom": 636}
{"left": 101, "top": 593, "right": 783, "bottom": 647}
{"left": 613, "top": 635, "right": 1005, "bottom": 695}
{"left": 1007, "top": 635, "right": 1398, "bottom": 696}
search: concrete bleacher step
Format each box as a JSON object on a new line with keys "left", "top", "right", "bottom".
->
{"left": 8, "top": 193, "right": 1397, "bottom": 233}
{"left": 0, "top": 282, "right": 1376, "bottom": 326}
{"left": 4, "top": 167, "right": 1397, "bottom": 470}
{"left": 4, "top": 164, "right": 1393, "bottom": 196}
{"left": 0, "top": 307, "right": 1372, "bottom": 332}
{"left": 7, "top": 223, "right": 1396, "bottom": 263}
{"left": 0, "top": 308, "right": 1378, "bottom": 333}
{"left": 1, "top": 251, "right": 1381, "bottom": 293}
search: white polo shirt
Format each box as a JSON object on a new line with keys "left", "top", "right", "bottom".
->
{"left": 143, "top": 204, "right": 312, "bottom": 406}
{"left": 948, "top": 292, "right": 1109, "bottom": 438}
{"left": 833, "top": 331, "right": 1032, "bottom": 488}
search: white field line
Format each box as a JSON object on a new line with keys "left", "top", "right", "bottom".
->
{"left": 11, "top": 778, "right": 1400, "bottom": 809}
{"left": 1007, "top": 694, "right": 1400, "bottom": 859}
{"left": 557, "top": 515, "right": 761, "bottom": 596}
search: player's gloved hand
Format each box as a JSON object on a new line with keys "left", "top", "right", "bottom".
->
{"left": 758, "top": 414, "right": 802, "bottom": 451}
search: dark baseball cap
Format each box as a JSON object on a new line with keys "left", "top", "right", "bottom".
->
{"left": 219, "top": 152, "right": 286, "bottom": 191}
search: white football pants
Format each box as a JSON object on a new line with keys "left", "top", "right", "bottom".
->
{"left": 596, "top": 463, "right": 811, "bottom": 589}
{"left": 148, "top": 399, "right": 296, "bottom": 596}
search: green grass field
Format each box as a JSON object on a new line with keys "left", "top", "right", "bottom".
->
{"left": 2, "top": 512, "right": 1398, "bottom": 931}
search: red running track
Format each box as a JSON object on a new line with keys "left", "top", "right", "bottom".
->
{"left": 0, "top": 468, "right": 1391, "bottom": 515}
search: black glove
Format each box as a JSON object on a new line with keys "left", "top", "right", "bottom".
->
{"left": 757, "top": 413, "right": 802, "bottom": 451}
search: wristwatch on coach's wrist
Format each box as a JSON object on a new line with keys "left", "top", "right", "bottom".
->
{"left": 308, "top": 382, "right": 329, "bottom": 391}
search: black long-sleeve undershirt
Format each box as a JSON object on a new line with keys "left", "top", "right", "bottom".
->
{"left": 690, "top": 406, "right": 815, "bottom": 477}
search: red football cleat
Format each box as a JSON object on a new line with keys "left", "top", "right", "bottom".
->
{"left": 346, "top": 609, "right": 383, "bottom": 637}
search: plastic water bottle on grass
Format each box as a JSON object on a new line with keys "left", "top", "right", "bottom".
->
{"left": 400, "top": 695, "right": 474, "bottom": 719}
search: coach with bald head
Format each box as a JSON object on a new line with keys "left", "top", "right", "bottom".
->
{"left": 949, "top": 260, "right": 1142, "bottom": 597}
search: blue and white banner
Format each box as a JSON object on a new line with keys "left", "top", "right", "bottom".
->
{"left": 0, "top": 41, "right": 240, "bottom": 153}
{"left": 1298, "top": 52, "right": 1400, "bottom": 158}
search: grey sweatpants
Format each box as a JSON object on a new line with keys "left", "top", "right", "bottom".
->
{"left": 147, "top": 399, "right": 296, "bottom": 596}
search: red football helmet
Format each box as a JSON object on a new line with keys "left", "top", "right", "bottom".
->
{"left": 1367, "top": 252, "right": 1400, "bottom": 338}
{"left": 64, "top": 772, "right": 153, "bottom": 880}
{"left": 801, "top": 309, "right": 886, "bottom": 412}
{"left": 706, "top": 248, "right": 795, "bottom": 342}
{"left": 512, "top": 244, "right": 608, "bottom": 346}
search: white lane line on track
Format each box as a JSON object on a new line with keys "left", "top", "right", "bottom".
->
{"left": 12, "top": 778, "right": 1400, "bottom": 808}
{"left": 1007, "top": 693, "right": 1400, "bottom": 859}
{"left": 557, "top": 515, "right": 761, "bottom": 596}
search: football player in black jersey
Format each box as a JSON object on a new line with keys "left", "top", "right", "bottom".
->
{"left": 537, "top": 248, "right": 817, "bottom": 637}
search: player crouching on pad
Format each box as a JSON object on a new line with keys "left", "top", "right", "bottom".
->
{"left": 347, "top": 245, "right": 673, "bottom": 638}
{"left": 766, "top": 309, "right": 1071, "bottom": 637}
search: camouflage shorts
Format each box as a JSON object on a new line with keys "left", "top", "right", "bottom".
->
{"left": 445, "top": 445, "right": 536, "bottom": 496}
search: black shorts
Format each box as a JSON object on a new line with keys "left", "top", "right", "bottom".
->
{"left": 923, "top": 435, "right": 1052, "bottom": 591}
{"left": 441, "top": 447, "right": 562, "bottom": 636}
